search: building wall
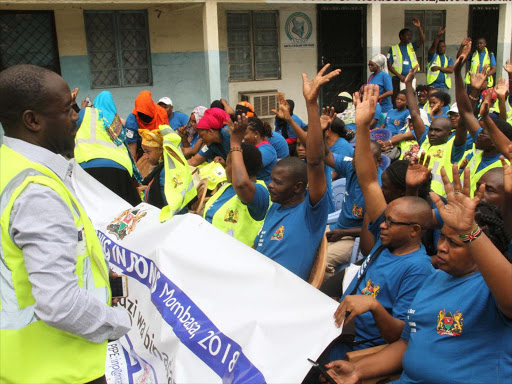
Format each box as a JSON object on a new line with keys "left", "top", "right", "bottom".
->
{"left": 218, "top": 3, "right": 317, "bottom": 123}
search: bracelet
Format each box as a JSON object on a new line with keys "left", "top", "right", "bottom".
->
{"left": 468, "top": 94, "right": 479, "bottom": 101}
{"left": 230, "top": 146, "right": 243, "bottom": 153}
{"left": 458, "top": 225, "right": 482, "bottom": 243}
{"left": 388, "top": 140, "right": 394, "bottom": 149}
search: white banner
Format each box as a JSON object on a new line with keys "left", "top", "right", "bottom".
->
{"left": 71, "top": 162, "right": 340, "bottom": 384}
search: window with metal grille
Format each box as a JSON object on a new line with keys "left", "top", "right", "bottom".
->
{"left": 0, "top": 11, "right": 60, "bottom": 73}
{"left": 227, "top": 11, "right": 280, "bottom": 81}
{"left": 404, "top": 11, "right": 446, "bottom": 73}
{"left": 84, "top": 10, "right": 152, "bottom": 88}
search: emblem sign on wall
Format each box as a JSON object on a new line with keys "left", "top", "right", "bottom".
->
{"left": 281, "top": 10, "right": 316, "bottom": 50}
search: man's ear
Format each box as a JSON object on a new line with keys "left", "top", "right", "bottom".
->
{"left": 22, "top": 110, "right": 43, "bottom": 133}
{"left": 294, "top": 181, "right": 306, "bottom": 194}
{"left": 411, "top": 223, "right": 423, "bottom": 238}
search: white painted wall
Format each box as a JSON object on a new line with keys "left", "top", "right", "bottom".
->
{"left": 219, "top": 3, "right": 317, "bottom": 123}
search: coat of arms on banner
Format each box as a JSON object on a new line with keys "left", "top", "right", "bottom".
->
{"left": 437, "top": 309, "right": 463, "bottom": 336}
{"left": 107, "top": 208, "right": 147, "bottom": 240}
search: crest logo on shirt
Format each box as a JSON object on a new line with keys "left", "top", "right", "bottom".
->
{"left": 172, "top": 175, "right": 183, "bottom": 188}
{"left": 107, "top": 208, "right": 147, "bottom": 240}
{"left": 437, "top": 309, "right": 463, "bottom": 336}
{"left": 361, "top": 279, "right": 380, "bottom": 298}
{"left": 270, "top": 226, "right": 285, "bottom": 241}
{"left": 352, "top": 204, "right": 363, "bottom": 218}
{"left": 430, "top": 148, "right": 444, "bottom": 159}
{"left": 224, "top": 209, "right": 239, "bottom": 224}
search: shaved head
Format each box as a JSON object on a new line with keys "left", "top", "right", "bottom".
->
{"left": 390, "top": 196, "right": 433, "bottom": 229}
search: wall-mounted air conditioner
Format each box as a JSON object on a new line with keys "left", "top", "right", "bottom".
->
{"left": 239, "top": 90, "right": 278, "bottom": 119}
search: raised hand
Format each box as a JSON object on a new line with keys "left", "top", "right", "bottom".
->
{"left": 271, "top": 92, "right": 292, "bottom": 121}
{"left": 302, "top": 64, "right": 341, "bottom": 104}
{"left": 406, "top": 152, "right": 432, "bottom": 189}
{"left": 437, "top": 26, "right": 446, "bottom": 37}
{"left": 504, "top": 60, "right": 512, "bottom": 75}
{"left": 495, "top": 78, "right": 509, "bottom": 98}
{"left": 502, "top": 155, "right": 512, "bottom": 196}
{"left": 71, "top": 87, "right": 79, "bottom": 104}
{"left": 412, "top": 17, "right": 421, "bottom": 28}
{"left": 429, "top": 164, "right": 484, "bottom": 236}
{"left": 470, "top": 65, "right": 490, "bottom": 90}
{"left": 226, "top": 114, "right": 248, "bottom": 145}
{"left": 404, "top": 66, "right": 419, "bottom": 84}
{"left": 479, "top": 88, "right": 494, "bottom": 118}
{"left": 354, "top": 84, "right": 379, "bottom": 129}
{"left": 454, "top": 39, "right": 472, "bottom": 70}
{"left": 320, "top": 106, "right": 337, "bottom": 131}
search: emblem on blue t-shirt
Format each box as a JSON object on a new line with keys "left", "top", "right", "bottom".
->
{"left": 352, "top": 203, "right": 363, "bottom": 218}
{"left": 107, "top": 208, "right": 147, "bottom": 240}
{"left": 361, "top": 279, "right": 380, "bottom": 298}
{"left": 224, "top": 209, "right": 239, "bottom": 223}
{"left": 437, "top": 309, "right": 463, "bottom": 336}
{"left": 270, "top": 225, "right": 285, "bottom": 241}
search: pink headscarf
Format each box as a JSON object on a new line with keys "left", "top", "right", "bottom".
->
{"left": 196, "top": 108, "right": 230, "bottom": 130}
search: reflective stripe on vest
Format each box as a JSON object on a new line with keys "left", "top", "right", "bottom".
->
{"left": 427, "top": 54, "right": 452, "bottom": 88}
{"left": 0, "top": 145, "right": 110, "bottom": 383}
{"left": 74, "top": 107, "right": 133, "bottom": 175}
{"left": 419, "top": 136, "right": 456, "bottom": 197}
{"left": 158, "top": 126, "right": 197, "bottom": 221}
{"left": 203, "top": 181, "right": 268, "bottom": 246}
{"left": 465, "top": 49, "right": 493, "bottom": 87}
{"left": 391, "top": 43, "right": 420, "bottom": 76}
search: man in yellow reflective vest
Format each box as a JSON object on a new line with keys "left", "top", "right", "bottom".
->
{"left": 464, "top": 37, "right": 497, "bottom": 89}
{"left": 427, "top": 27, "right": 454, "bottom": 90}
{"left": 0, "top": 65, "right": 131, "bottom": 384}
{"left": 387, "top": 17, "right": 425, "bottom": 106}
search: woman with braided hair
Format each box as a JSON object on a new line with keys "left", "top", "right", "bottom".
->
{"left": 323, "top": 164, "right": 512, "bottom": 384}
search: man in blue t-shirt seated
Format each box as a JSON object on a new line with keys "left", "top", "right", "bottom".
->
{"left": 328, "top": 84, "right": 435, "bottom": 360}
{"left": 157, "top": 97, "right": 189, "bottom": 131}
{"left": 254, "top": 65, "right": 340, "bottom": 280}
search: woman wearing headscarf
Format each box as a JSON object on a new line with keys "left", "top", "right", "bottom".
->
{"left": 139, "top": 129, "right": 166, "bottom": 208}
{"left": 179, "top": 106, "right": 207, "bottom": 158}
{"left": 187, "top": 107, "right": 232, "bottom": 167}
{"left": 125, "top": 90, "right": 169, "bottom": 159}
{"left": 368, "top": 54, "right": 394, "bottom": 113}
{"left": 74, "top": 90, "right": 142, "bottom": 206}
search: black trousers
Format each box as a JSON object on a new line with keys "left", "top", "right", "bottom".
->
{"left": 84, "top": 166, "right": 141, "bottom": 206}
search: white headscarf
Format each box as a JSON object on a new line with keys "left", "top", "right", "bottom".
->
{"left": 371, "top": 54, "right": 389, "bottom": 74}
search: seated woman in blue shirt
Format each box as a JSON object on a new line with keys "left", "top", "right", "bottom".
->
{"left": 324, "top": 167, "right": 512, "bottom": 384}
{"left": 243, "top": 117, "right": 278, "bottom": 186}
{"left": 204, "top": 116, "right": 270, "bottom": 246}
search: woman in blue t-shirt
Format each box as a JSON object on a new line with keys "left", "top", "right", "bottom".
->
{"left": 323, "top": 167, "right": 512, "bottom": 384}
{"left": 243, "top": 117, "right": 278, "bottom": 186}
{"left": 368, "top": 54, "right": 394, "bottom": 113}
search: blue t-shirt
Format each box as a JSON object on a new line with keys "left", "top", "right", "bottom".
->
{"left": 478, "top": 51, "right": 497, "bottom": 71}
{"left": 255, "top": 191, "right": 329, "bottom": 280}
{"left": 330, "top": 212, "right": 434, "bottom": 360}
{"left": 427, "top": 53, "right": 454, "bottom": 89}
{"left": 274, "top": 114, "right": 307, "bottom": 140}
{"left": 368, "top": 71, "right": 393, "bottom": 113}
{"left": 397, "top": 270, "right": 512, "bottom": 383}
{"left": 77, "top": 108, "right": 86, "bottom": 128}
{"left": 125, "top": 113, "right": 140, "bottom": 144}
{"left": 198, "top": 127, "right": 231, "bottom": 160}
{"left": 169, "top": 112, "right": 189, "bottom": 131}
{"left": 387, "top": 42, "right": 419, "bottom": 76}
{"left": 204, "top": 183, "right": 269, "bottom": 224}
{"left": 326, "top": 138, "right": 354, "bottom": 213}
{"left": 331, "top": 155, "right": 382, "bottom": 230}
{"left": 268, "top": 132, "right": 289, "bottom": 158}
{"left": 383, "top": 108, "right": 409, "bottom": 136}
{"left": 256, "top": 142, "right": 278, "bottom": 186}
{"left": 79, "top": 158, "right": 126, "bottom": 171}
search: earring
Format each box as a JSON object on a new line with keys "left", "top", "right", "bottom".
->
{"left": 254, "top": 135, "right": 257, "bottom": 139}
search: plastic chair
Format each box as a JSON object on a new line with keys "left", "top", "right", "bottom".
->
{"left": 379, "top": 154, "right": 391, "bottom": 171}
{"left": 332, "top": 178, "right": 346, "bottom": 211}
{"left": 370, "top": 128, "right": 392, "bottom": 143}
{"left": 307, "top": 235, "right": 328, "bottom": 289}
{"left": 327, "top": 209, "right": 341, "bottom": 226}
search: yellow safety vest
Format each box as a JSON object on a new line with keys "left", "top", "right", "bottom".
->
{"left": 490, "top": 98, "right": 512, "bottom": 125}
{"left": 466, "top": 147, "right": 509, "bottom": 198}
{"left": 419, "top": 136, "right": 456, "bottom": 197}
{"left": 74, "top": 107, "right": 133, "bottom": 175}
{"left": 204, "top": 181, "right": 268, "bottom": 246}
{"left": 159, "top": 125, "right": 197, "bottom": 221}
{"left": 0, "top": 145, "right": 111, "bottom": 384}
{"left": 465, "top": 48, "right": 493, "bottom": 87}
{"left": 427, "top": 54, "right": 452, "bottom": 88}
{"left": 198, "top": 161, "right": 228, "bottom": 190}
{"left": 390, "top": 43, "right": 420, "bottom": 76}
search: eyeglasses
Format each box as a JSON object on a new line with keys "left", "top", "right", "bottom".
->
{"left": 383, "top": 216, "right": 421, "bottom": 229}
